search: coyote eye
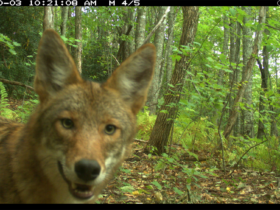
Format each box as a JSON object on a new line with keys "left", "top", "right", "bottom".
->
{"left": 105, "top": 124, "right": 116, "bottom": 135}
{"left": 61, "top": 119, "right": 74, "bottom": 129}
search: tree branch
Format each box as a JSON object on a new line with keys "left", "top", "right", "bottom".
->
{"left": 0, "top": 78, "right": 34, "bottom": 91}
{"left": 142, "top": 6, "right": 170, "bottom": 45}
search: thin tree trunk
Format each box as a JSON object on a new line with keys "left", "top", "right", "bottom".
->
{"left": 166, "top": 7, "right": 176, "bottom": 86}
{"left": 217, "top": 14, "right": 229, "bottom": 87}
{"left": 227, "top": 16, "right": 237, "bottom": 146}
{"left": 67, "top": 7, "right": 73, "bottom": 56}
{"left": 223, "top": 6, "right": 266, "bottom": 141}
{"left": 135, "top": 7, "right": 146, "bottom": 50}
{"left": 270, "top": 57, "right": 279, "bottom": 137}
{"left": 233, "top": 22, "right": 241, "bottom": 139}
{"left": 242, "top": 6, "right": 254, "bottom": 138}
{"left": 128, "top": 8, "right": 136, "bottom": 55}
{"left": 257, "top": 8, "right": 270, "bottom": 139}
{"left": 43, "top": 7, "right": 54, "bottom": 32}
{"left": 61, "top": 7, "right": 69, "bottom": 36}
{"left": 75, "top": 7, "right": 82, "bottom": 74}
{"left": 213, "top": 14, "right": 229, "bottom": 136}
{"left": 147, "top": 6, "right": 199, "bottom": 155}
{"left": 148, "top": 7, "right": 168, "bottom": 115}
{"left": 228, "top": 17, "right": 236, "bottom": 120}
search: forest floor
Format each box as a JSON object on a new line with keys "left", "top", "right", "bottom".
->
{"left": 97, "top": 140, "right": 280, "bottom": 204}
{"left": 5, "top": 98, "right": 280, "bottom": 204}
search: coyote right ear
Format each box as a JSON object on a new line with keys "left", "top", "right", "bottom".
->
{"left": 103, "top": 44, "right": 156, "bottom": 114}
{"left": 34, "top": 29, "right": 82, "bottom": 102}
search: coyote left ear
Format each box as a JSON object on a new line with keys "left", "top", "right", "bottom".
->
{"left": 103, "top": 44, "right": 156, "bottom": 114}
{"left": 34, "top": 29, "right": 82, "bottom": 102}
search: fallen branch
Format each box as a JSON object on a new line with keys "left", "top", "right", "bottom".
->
{"left": 134, "top": 138, "right": 148, "bottom": 143}
{"left": 0, "top": 78, "right": 34, "bottom": 91}
{"left": 228, "top": 139, "right": 268, "bottom": 176}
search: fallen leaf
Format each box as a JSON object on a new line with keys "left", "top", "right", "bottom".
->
{"left": 240, "top": 190, "right": 245, "bottom": 195}
{"left": 237, "top": 182, "right": 246, "bottom": 189}
{"left": 132, "top": 191, "right": 140, "bottom": 195}
{"left": 154, "top": 192, "right": 163, "bottom": 202}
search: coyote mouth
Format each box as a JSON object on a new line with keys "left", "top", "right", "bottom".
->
{"left": 57, "top": 161, "right": 94, "bottom": 200}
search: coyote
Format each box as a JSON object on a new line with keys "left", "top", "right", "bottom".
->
{"left": 0, "top": 29, "right": 155, "bottom": 203}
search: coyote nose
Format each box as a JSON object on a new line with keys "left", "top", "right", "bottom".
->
{"left": 75, "top": 159, "right": 101, "bottom": 182}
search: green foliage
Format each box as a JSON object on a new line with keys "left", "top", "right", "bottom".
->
{"left": 0, "top": 82, "right": 39, "bottom": 123}
{"left": 136, "top": 106, "right": 157, "bottom": 140}
{"left": 0, "top": 82, "right": 15, "bottom": 119}
{"left": 0, "top": 7, "right": 43, "bottom": 97}
{"left": 0, "top": 33, "right": 20, "bottom": 56}
{"left": 14, "top": 98, "right": 39, "bottom": 123}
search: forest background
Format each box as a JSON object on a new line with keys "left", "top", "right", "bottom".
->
{"left": 0, "top": 6, "right": 280, "bottom": 203}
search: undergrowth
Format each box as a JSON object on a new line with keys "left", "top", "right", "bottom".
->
{"left": 136, "top": 106, "right": 280, "bottom": 183}
{"left": 0, "top": 82, "right": 38, "bottom": 122}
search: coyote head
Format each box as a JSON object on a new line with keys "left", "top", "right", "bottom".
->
{"left": 32, "top": 29, "right": 156, "bottom": 202}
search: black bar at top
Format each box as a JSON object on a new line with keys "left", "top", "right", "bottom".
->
{"left": 4, "top": 0, "right": 279, "bottom": 6}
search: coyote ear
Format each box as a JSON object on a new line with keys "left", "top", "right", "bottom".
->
{"left": 34, "top": 29, "right": 82, "bottom": 102}
{"left": 103, "top": 44, "right": 156, "bottom": 115}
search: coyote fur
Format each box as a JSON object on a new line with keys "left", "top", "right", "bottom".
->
{"left": 0, "top": 29, "right": 155, "bottom": 203}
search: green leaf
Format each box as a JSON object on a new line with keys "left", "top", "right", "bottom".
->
{"left": 207, "top": 57, "right": 214, "bottom": 62}
{"left": 160, "top": 110, "right": 168, "bottom": 114}
{"left": 173, "top": 187, "right": 184, "bottom": 195}
{"left": 223, "top": 68, "right": 233, "bottom": 73}
{"left": 12, "top": 41, "right": 20, "bottom": 46}
{"left": 151, "top": 181, "right": 162, "bottom": 190}
{"left": 120, "top": 185, "right": 134, "bottom": 193}
{"left": 146, "top": 185, "right": 153, "bottom": 190}
{"left": 138, "top": 189, "right": 151, "bottom": 194}
{"left": 187, "top": 151, "right": 198, "bottom": 160}
{"left": 266, "top": 45, "right": 273, "bottom": 52}
{"left": 229, "top": 8, "right": 236, "bottom": 16}
{"left": 8, "top": 49, "right": 16, "bottom": 55}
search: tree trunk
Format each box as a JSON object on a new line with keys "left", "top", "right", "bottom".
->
{"left": 75, "top": 6, "right": 82, "bottom": 74}
{"left": 217, "top": 15, "right": 229, "bottom": 87}
{"left": 67, "top": 7, "right": 74, "bottom": 56}
{"left": 242, "top": 6, "right": 254, "bottom": 138}
{"left": 43, "top": 7, "right": 54, "bottom": 32}
{"left": 257, "top": 7, "right": 269, "bottom": 139}
{"left": 128, "top": 8, "right": 136, "bottom": 55}
{"left": 270, "top": 57, "right": 279, "bottom": 137}
{"left": 147, "top": 6, "right": 199, "bottom": 155}
{"left": 165, "top": 7, "right": 176, "bottom": 87}
{"left": 61, "top": 7, "right": 69, "bottom": 36}
{"left": 53, "top": 7, "right": 60, "bottom": 32}
{"left": 233, "top": 22, "right": 241, "bottom": 139}
{"left": 228, "top": 17, "right": 236, "bottom": 120}
{"left": 223, "top": 6, "right": 266, "bottom": 141}
{"left": 116, "top": 8, "right": 133, "bottom": 65}
{"left": 256, "top": 47, "right": 269, "bottom": 139}
{"left": 135, "top": 7, "right": 146, "bottom": 50}
{"left": 148, "top": 7, "right": 167, "bottom": 115}
{"left": 213, "top": 14, "right": 229, "bottom": 135}
{"left": 226, "top": 15, "right": 237, "bottom": 146}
